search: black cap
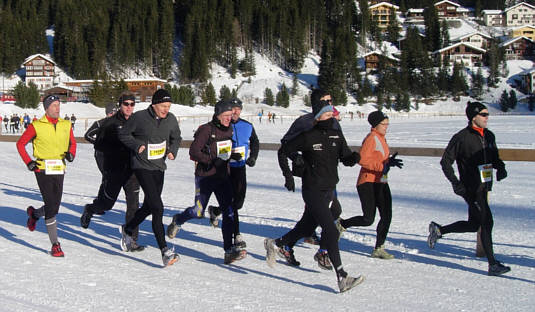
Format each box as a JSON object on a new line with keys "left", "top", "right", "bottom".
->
{"left": 368, "top": 110, "right": 388, "bottom": 128}
{"left": 152, "top": 89, "right": 172, "bottom": 105}
{"left": 230, "top": 98, "right": 243, "bottom": 109}
{"left": 214, "top": 99, "right": 233, "bottom": 116}
{"left": 43, "top": 94, "right": 60, "bottom": 110}
{"left": 466, "top": 101, "right": 487, "bottom": 121}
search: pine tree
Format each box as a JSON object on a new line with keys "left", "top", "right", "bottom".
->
{"left": 423, "top": 4, "right": 441, "bottom": 52}
{"left": 276, "top": 83, "right": 290, "bottom": 108}
{"left": 264, "top": 88, "right": 274, "bottom": 106}
{"left": 508, "top": 89, "right": 517, "bottom": 110}
{"left": 202, "top": 83, "right": 217, "bottom": 106}
{"left": 440, "top": 20, "right": 450, "bottom": 49}
{"left": 499, "top": 90, "right": 509, "bottom": 112}
{"left": 219, "top": 85, "right": 232, "bottom": 101}
{"left": 471, "top": 68, "right": 485, "bottom": 99}
{"left": 386, "top": 8, "right": 400, "bottom": 44}
{"left": 13, "top": 81, "right": 40, "bottom": 109}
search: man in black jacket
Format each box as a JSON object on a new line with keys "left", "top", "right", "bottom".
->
{"left": 118, "top": 89, "right": 182, "bottom": 267}
{"left": 80, "top": 92, "right": 144, "bottom": 251}
{"left": 264, "top": 91, "right": 363, "bottom": 293}
{"left": 428, "top": 101, "right": 510, "bottom": 276}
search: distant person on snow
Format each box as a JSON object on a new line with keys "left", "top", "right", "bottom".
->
{"left": 16, "top": 95, "right": 77, "bottom": 257}
{"left": 427, "top": 101, "right": 511, "bottom": 277}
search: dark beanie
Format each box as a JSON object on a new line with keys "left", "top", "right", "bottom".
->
{"left": 368, "top": 110, "right": 388, "bottom": 128}
{"left": 105, "top": 102, "right": 118, "bottom": 115}
{"left": 465, "top": 101, "right": 487, "bottom": 120}
{"left": 152, "top": 89, "right": 172, "bottom": 105}
{"left": 119, "top": 92, "right": 136, "bottom": 104}
{"left": 311, "top": 89, "right": 333, "bottom": 119}
{"left": 230, "top": 98, "right": 243, "bottom": 109}
{"left": 214, "top": 99, "right": 233, "bottom": 116}
{"left": 43, "top": 94, "right": 59, "bottom": 110}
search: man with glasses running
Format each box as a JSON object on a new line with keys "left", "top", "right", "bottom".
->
{"left": 81, "top": 91, "right": 145, "bottom": 251}
{"left": 428, "top": 101, "right": 511, "bottom": 276}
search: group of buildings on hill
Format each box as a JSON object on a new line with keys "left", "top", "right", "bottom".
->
{"left": 366, "top": 1, "right": 535, "bottom": 94}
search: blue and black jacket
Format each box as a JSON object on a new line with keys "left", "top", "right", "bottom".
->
{"left": 230, "top": 118, "right": 259, "bottom": 167}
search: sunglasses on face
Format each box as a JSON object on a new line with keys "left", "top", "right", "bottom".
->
{"left": 319, "top": 99, "right": 333, "bottom": 106}
{"left": 478, "top": 112, "right": 489, "bottom": 117}
{"left": 122, "top": 101, "right": 135, "bottom": 107}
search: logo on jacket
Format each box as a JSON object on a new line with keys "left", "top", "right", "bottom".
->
{"left": 313, "top": 143, "right": 322, "bottom": 151}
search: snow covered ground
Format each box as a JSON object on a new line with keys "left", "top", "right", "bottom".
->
{"left": 0, "top": 114, "right": 534, "bottom": 311}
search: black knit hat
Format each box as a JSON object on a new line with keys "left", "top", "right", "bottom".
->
{"left": 311, "top": 89, "right": 333, "bottom": 119}
{"left": 368, "top": 110, "right": 388, "bottom": 128}
{"left": 466, "top": 101, "right": 487, "bottom": 121}
{"left": 214, "top": 99, "right": 233, "bottom": 116}
{"left": 152, "top": 89, "right": 172, "bottom": 105}
{"left": 230, "top": 98, "right": 243, "bottom": 109}
{"left": 119, "top": 92, "right": 136, "bottom": 105}
{"left": 43, "top": 94, "right": 60, "bottom": 110}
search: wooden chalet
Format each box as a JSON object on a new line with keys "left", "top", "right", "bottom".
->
{"left": 434, "top": 1, "right": 463, "bottom": 20}
{"left": 63, "top": 78, "right": 166, "bottom": 102}
{"left": 369, "top": 2, "right": 399, "bottom": 30}
{"left": 500, "top": 36, "right": 535, "bottom": 60}
{"left": 510, "top": 25, "right": 535, "bottom": 41}
{"left": 363, "top": 51, "right": 400, "bottom": 72}
{"left": 22, "top": 54, "right": 56, "bottom": 91}
{"left": 519, "top": 67, "right": 535, "bottom": 94}
{"left": 482, "top": 10, "right": 504, "bottom": 26}
{"left": 452, "top": 31, "right": 493, "bottom": 49}
{"left": 504, "top": 2, "right": 535, "bottom": 27}
{"left": 432, "top": 42, "right": 486, "bottom": 67}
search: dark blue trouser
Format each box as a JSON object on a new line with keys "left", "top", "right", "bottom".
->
{"left": 174, "top": 175, "right": 234, "bottom": 251}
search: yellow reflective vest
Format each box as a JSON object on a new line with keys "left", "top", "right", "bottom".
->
{"left": 32, "top": 116, "right": 71, "bottom": 169}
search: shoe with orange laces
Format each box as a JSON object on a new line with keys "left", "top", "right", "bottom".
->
{"left": 26, "top": 206, "right": 38, "bottom": 231}
{"left": 51, "top": 243, "right": 64, "bottom": 257}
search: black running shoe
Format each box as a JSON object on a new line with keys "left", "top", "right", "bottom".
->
{"left": 488, "top": 261, "right": 511, "bottom": 276}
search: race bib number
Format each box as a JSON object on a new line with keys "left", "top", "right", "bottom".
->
{"left": 230, "top": 146, "right": 245, "bottom": 162}
{"left": 380, "top": 173, "right": 388, "bottom": 183}
{"left": 148, "top": 141, "right": 166, "bottom": 160}
{"left": 44, "top": 159, "right": 64, "bottom": 175}
{"left": 217, "top": 140, "right": 232, "bottom": 160}
{"left": 478, "top": 164, "right": 493, "bottom": 183}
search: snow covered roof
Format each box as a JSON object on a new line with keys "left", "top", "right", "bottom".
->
{"left": 453, "top": 31, "right": 493, "bottom": 41}
{"left": 482, "top": 10, "right": 502, "bottom": 15}
{"left": 22, "top": 54, "right": 55, "bottom": 66}
{"left": 369, "top": 2, "right": 399, "bottom": 10}
{"left": 504, "top": 2, "right": 535, "bottom": 13}
{"left": 510, "top": 25, "right": 535, "bottom": 31}
{"left": 433, "top": 42, "right": 486, "bottom": 54}
{"left": 518, "top": 66, "right": 535, "bottom": 75}
{"left": 499, "top": 36, "right": 534, "bottom": 47}
{"left": 363, "top": 51, "right": 400, "bottom": 62}
{"left": 434, "top": 0, "right": 461, "bottom": 7}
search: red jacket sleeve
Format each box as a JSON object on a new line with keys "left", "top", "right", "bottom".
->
{"left": 69, "top": 127, "right": 77, "bottom": 157}
{"left": 16, "top": 124, "right": 36, "bottom": 165}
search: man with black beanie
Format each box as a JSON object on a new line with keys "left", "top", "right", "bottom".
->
{"left": 428, "top": 101, "right": 511, "bottom": 276}
{"left": 167, "top": 99, "right": 246, "bottom": 264}
{"left": 118, "top": 89, "right": 182, "bottom": 267}
{"left": 265, "top": 91, "right": 363, "bottom": 293}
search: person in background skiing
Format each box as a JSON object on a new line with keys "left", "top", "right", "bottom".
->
{"left": 335, "top": 111, "right": 403, "bottom": 259}
{"left": 427, "top": 101, "right": 511, "bottom": 276}
{"left": 118, "top": 89, "right": 182, "bottom": 267}
{"left": 207, "top": 97, "right": 260, "bottom": 250}
{"left": 16, "top": 94, "right": 76, "bottom": 257}
{"left": 80, "top": 92, "right": 144, "bottom": 251}
{"left": 264, "top": 91, "right": 363, "bottom": 293}
{"left": 166, "top": 100, "right": 246, "bottom": 264}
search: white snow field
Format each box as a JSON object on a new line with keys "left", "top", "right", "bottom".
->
{"left": 0, "top": 114, "right": 534, "bottom": 311}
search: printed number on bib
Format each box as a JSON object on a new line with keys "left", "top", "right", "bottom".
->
{"left": 230, "top": 146, "right": 245, "bottom": 162}
{"left": 45, "top": 159, "right": 64, "bottom": 175}
{"left": 217, "top": 140, "right": 232, "bottom": 160}
{"left": 478, "top": 164, "right": 493, "bottom": 183}
{"left": 148, "top": 141, "right": 166, "bottom": 160}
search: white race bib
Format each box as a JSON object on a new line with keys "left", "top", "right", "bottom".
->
{"left": 230, "top": 146, "right": 245, "bottom": 162}
{"left": 217, "top": 140, "right": 232, "bottom": 160}
{"left": 380, "top": 173, "right": 388, "bottom": 183}
{"left": 147, "top": 141, "right": 166, "bottom": 160}
{"left": 478, "top": 164, "right": 493, "bottom": 183}
{"left": 44, "top": 159, "right": 64, "bottom": 175}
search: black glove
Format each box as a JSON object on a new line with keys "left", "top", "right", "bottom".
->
{"left": 27, "top": 160, "right": 38, "bottom": 172}
{"left": 65, "top": 152, "right": 74, "bottom": 162}
{"left": 291, "top": 154, "right": 305, "bottom": 177}
{"left": 284, "top": 174, "right": 295, "bottom": 192}
{"left": 388, "top": 152, "right": 403, "bottom": 169}
{"left": 230, "top": 152, "right": 242, "bottom": 161}
{"left": 246, "top": 157, "right": 256, "bottom": 167}
{"left": 496, "top": 167, "right": 507, "bottom": 181}
{"left": 452, "top": 181, "right": 466, "bottom": 197}
{"left": 213, "top": 158, "right": 227, "bottom": 168}
{"left": 342, "top": 152, "right": 360, "bottom": 167}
